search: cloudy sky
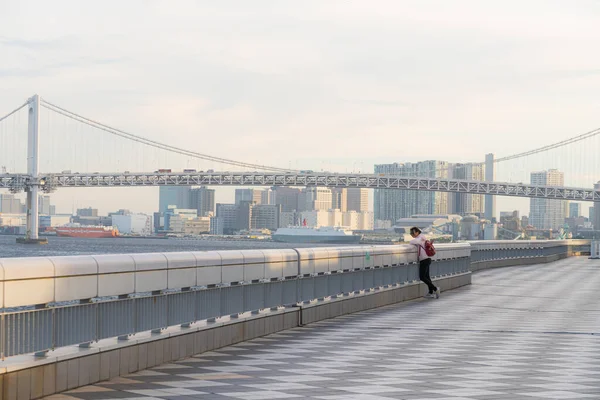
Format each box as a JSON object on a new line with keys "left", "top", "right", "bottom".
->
{"left": 1, "top": 0, "right": 600, "bottom": 216}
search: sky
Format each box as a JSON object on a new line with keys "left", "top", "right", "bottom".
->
{"left": 1, "top": 0, "right": 600, "bottom": 217}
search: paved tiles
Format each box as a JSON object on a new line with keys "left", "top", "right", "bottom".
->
{"left": 47, "top": 257, "right": 600, "bottom": 399}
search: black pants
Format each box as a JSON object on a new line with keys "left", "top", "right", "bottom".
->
{"left": 419, "top": 258, "right": 437, "bottom": 294}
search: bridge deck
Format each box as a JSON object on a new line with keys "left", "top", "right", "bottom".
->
{"left": 51, "top": 258, "right": 600, "bottom": 400}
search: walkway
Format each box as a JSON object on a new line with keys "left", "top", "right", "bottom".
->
{"left": 48, "top": 257, "right": 600, "bottom": 399}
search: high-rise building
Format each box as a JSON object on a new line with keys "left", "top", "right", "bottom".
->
{"left": 529, "top": 170, "right": 566, "bottom": 230}
{"left": 235, "top": 189, "right": 270, "bottom": 205}
{"left": 331, "top": 188, "right": 347, "bottom": 212}
{"left": 0, "top": 194, "right": 24, "bottom": 214}
{"left": 299, "top": 188, "right": 332, "bottom": 212}
{"left": 216, "top": 203, "right": 238, "bottom": 235}
{"left": 159, "top": 186, "right": 191, "bottom": 213}
{"left": 77, "top": 207, "right": 98, "bottom": 217}
{"left": 189, "top": 186, "right": 215, "bottom": 217}
{"left": 251, "top": 204, "right": 281, "bottom": 231}
{"left": 347, "top": 188, "right": 369, "bottom": 212}
{"left": 49, "top": 205, "right": 56, "bottom": 215}
{"left": 374, "top": 161, "right": 449, "bottom": 224}
{"left": 236, "top": 201, "right": 254, "bottom": 231}
{"left": 272, "top": 187, "right": 300, "bottom": 212}
{"left": 38, "top": 196, "right": 51, "bottom": 215}
{"left": 448, "top": 163, "right": 484, "bottom": 216}
{"left": 569, "top": 202, "right": 581, "bottom": 218}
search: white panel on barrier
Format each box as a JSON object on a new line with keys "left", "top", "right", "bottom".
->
{"left": 281, "top": 249, "right": 299, "bottom": 278}
{"left": 241, "top": 250, "right": 266, "bottom": 281}
{"left": 262, "top": 250, "right": 283, "bottom": 279}
{"left": 1, "top": 257, "right": 55, "bottom": 307}
{"left": 51, "top": 256, "right": 98, "bottom": 302}
{"left": 193, "top": 251, "right": 222, "bottom": 286}
{"left": 132, "top": 253, "right": 168, "bottom": 293}
{"left": 296, "top": 248, "right": 315, "bottom": 275}
{"left": 326, "top": 248, "right": 342, "bottom": 272}
{"left": 94, "top": 254, "right": 135, "bottom": 297}
{"left": 219, "top": 251, "right": 245, "bottom": 284}
{"left": 165, "top": 252, "right": 197, "bottom": 290}
{"left": 352, "top": 248, "right": 367, "bottom": 269}
{"left": 370, "top": 246, "right": 384, "bottom": 267}
{"left": 397, "top": 245, "right": 411, "bottom": 265}
{"left": 339, "top": 248, "right": 354, "bottom": 270}
{"left": 312, "top": 248, "right": 330, "bottom": 274}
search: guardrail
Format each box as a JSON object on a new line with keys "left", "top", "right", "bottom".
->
{"left": 469, "top": 239, "right": 590, "bottom": 263}
{"left": 592, "top": 240, "right": 600, "bottom": 259}
{"left": 0, "top": 244, "right": 471, "bottom": 359}
{"left": 0, "top": 239, "right": 591, "bottom": 360}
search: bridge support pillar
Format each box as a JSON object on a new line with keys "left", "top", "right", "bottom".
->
{"left": 484, "top": 153, "right": 496, "bottom": 222}
{"left": 18, "top": 95, "right": 47, "bottom": 245}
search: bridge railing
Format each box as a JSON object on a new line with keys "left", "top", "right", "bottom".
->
{"left": 0, "top": 244, "right": 471, "bottom": 359}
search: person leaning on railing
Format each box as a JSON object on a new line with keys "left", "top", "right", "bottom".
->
{"left": 409, "top": 227, "right": 440, "bottom": 299}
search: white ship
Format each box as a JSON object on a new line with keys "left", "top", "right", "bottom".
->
{"left": 272, "top": 226, "right": 362, "bottom": 244}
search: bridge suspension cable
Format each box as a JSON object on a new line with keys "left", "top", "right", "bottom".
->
{"left": 40, "top": 98, "right": 296, "bottom": 173}
{"left": 0, "top": 101, "right": 28, "bottom": 124}
{"left": 495, "top": 126, "right": 600, "bottom": 163}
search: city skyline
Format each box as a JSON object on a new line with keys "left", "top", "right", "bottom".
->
{"left": 2, "top": 1, "right": 600, "bottom": 217}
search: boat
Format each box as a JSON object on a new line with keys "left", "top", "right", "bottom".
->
{"left": 272, "top": 226, "right": 362, "bottom": 244}
{"left": 55, "top": 225, "right": 119, "bottom": 238}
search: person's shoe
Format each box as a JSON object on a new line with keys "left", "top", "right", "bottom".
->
{"left": 424, "top": 293, "right": 435, "bottom": 299}
{"left": 435, "top": 287, "right": 441, "bottom": 299}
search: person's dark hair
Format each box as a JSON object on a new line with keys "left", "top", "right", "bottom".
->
{"left": 410, "top": 227, "right": 421, "bottom": 235}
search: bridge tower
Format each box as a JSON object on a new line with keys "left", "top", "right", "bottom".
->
{"left": 17, "top": 95, "right": 47, "bottom": 244}
{"left": 484, "top": 153, "right": 496, "bottom": 222}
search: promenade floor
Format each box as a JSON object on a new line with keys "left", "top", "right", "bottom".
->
{"left": 48, "top": 257, "right": 600, "bottom": 399}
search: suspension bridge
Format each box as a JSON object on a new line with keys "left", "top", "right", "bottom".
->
{"left": 1, "top": 94, "right": 599, "bottom": 241}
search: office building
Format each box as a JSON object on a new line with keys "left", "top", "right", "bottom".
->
{"left": 39, "top": 215, "right": 71, "bottom": 229}
{"left": 300, "top": 209, "right": 342, "bottom": 228}
{"left": 77, "top": 207, "right": 98, "bottom": 217}
{"left": 448, "top": 163, "right": 484, "bottom": 216}
{"left": 210, "top": 216, "right": 224, "bottom": 235}
{"left": 347, "top": 188, "right": 369, "bottom": 212}
{"left": 0, "top": 194, "right": 24, "bottom": 214}
{"left": 236, "top": 201, "right": 254, "bottom": 231}
{"left": 500, "top": 210, "right": 521, "bottom": 232}
{"left": 331, "top": 188, "right": 347, "bottom": 212}
{"left": 569, "top": 203, "right": 581, "bottom": 218}
{"left": 235, "top": 189, "right": 271, "bottom": 206}
{"left": 164, "top": 207, "right": 197, "bottom": 232}
{"left": 374, "top": 160, "right": 449, "bottom": 224}
{"left": 529, "top": 170, "right": 567, "bottom": 230}
{"left": 183, "top": 217, "right": 211, "bottom": 235}
{"left": 189, "top": 186, "right": 215, "bottom": 217}
{"left": 251, "top": 204, "right": 281, "bottom": 231}
{"left": 38, "top": 196, "right": 51, "bottom": 215}
{"left": 299, "top": 187, "right": 332, "bottom": 212}
{"left": 159, "top": 186, "right": 191, "bottom": 213}
{"left": 216, "top": 204, "right": 239, "bottom": 234}
{"left": 272, "top": 187, "right": 300, "bottom": 212}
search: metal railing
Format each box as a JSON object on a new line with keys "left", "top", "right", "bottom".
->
{"left": 0, "top": 244, "right": 470, "bottom": 359}
{"left": 0, "top": 240, "right": 590, "bottom": 359}
{"left": 469, "top": 239, "right": 590, "bottom": 263}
